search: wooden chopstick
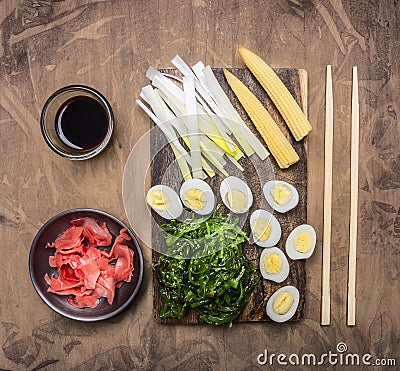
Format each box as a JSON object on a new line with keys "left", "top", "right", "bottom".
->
{"left": 347, "top": 66, "right": 359, "bottom": 326}
{"left": 321, "top": 65, "right": 333, "bottom": 326}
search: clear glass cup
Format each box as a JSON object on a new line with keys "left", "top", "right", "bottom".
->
{"left": 40, "top": 85, "right": 114, "bottom": 160}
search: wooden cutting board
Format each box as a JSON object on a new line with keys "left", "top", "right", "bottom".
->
{"left": 151, "top": 68, "right": 308, "bottom": 323}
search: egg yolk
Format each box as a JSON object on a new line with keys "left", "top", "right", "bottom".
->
{"left": 147, "top": 189, "right": 169, "bottom": 211}
{"left": 294, "top": 231, "right": 313, "bottom": 253}
{"left": 270, "top": 184, "right": 293, "bottom": 205}
{"left": 184, "top": 189, "right": 207, "bottom": 210}
{"left": 252, "top": 218, "right": 272, "bottom": 242}
{"left": 225, "top": 189, "right": 247, "bottom": 213}
{"left": 262, "top": 253, "right": 282, "bottom": 274}
{"left": 273, "top": 292, "right": 294, "bottom": 315}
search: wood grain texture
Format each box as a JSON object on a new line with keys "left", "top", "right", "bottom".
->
{"left": 0, "top": 1, "right": 399, "bottom": 370}
{"left": 151, "top": 68, "right": 307, "bottom": 324}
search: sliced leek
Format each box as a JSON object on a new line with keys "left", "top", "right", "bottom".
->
{"left": 183, "top": 75, "right": 202, "bottom": 179}
{"left": 137, "top": 55, "right": 271, "bottom": 181}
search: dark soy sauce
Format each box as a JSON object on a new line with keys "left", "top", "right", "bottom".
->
{"left": 55, "top": 96, "right": 108, "bottom": 150}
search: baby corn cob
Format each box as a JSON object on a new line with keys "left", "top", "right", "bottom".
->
{"left": 238, "top": 47, "right": 312, "bottom": 141}
{"left": 223, "top": 69, "right": 299, "bottom": 169}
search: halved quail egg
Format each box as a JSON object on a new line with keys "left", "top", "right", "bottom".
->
{"left": 259, "top": 247, "right": 289, "bottom": 283}
{"left": 285, "top": 224, "right": 316, "bottom": 260}
{"left": 250, "top": 209, "right": 281, "bottom": 247}
{"left": 179, "top": 179, "right": 215, "bottom": 215}
{"left": 146, "top": 185, "right": 183, "bottom": 220}
{"left": 266, "top": 285, "right": 300, "bottom": 323}
{"left": 263, "top": 180, "right": 299, "bottom": 213}
{"left": 220, "top": 176, "right": 253, "bottom": 214}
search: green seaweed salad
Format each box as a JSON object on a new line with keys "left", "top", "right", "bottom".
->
{"left": 155, "top": 210, "right": 259, "bottom": 326}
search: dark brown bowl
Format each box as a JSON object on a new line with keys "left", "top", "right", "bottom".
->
{"left": 29, "top": 209, "right": 144, "bottom": 321}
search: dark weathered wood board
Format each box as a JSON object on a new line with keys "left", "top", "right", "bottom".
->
{"left": 151, "top": 68, "right": 308, "bottom": 324}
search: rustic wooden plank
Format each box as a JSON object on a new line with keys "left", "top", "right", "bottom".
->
{"left": 152, "top": 67, "right": 308, "bottom": 323}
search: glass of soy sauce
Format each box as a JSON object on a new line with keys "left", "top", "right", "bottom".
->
{"left": 41, "top": 85, "right": 114, "bottom": 160}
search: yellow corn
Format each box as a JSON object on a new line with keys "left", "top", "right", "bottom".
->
{"left": 238, "top": 47, "right": 312, "bottom": 141}
{"left": 223, "top": 69, "right": 299, "bottom": 169}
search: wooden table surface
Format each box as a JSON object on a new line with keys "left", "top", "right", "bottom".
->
{"left": 0, "top": 1, "right": 399, "bottom": 370}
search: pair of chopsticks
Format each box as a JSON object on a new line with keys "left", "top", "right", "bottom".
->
{"left": 321, "top": 66, "right": 359, "bottom": 326}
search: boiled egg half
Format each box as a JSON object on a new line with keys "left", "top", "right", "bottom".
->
{"left": 263, "top": 180, "right": 299, "bottom": 213}
{"left": 250, "top": 209, "right": 281, "bottom": 247}
{"left": 259, "top": 247, "right": 289, "bottom": 283}
{"left": 220, "top": 176, "right": 253, "bottom": 214}
{"left": 146, "top": 185, "right": 183, "bottom": 220}
{"left": 179, "top": 179, "right": 215, "bottom": 215}
{"left": 266, "top": 285, "right": 300, "bottom": 323}
{"left": 285, "top": 224, "right": 316, "bottom": 260}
